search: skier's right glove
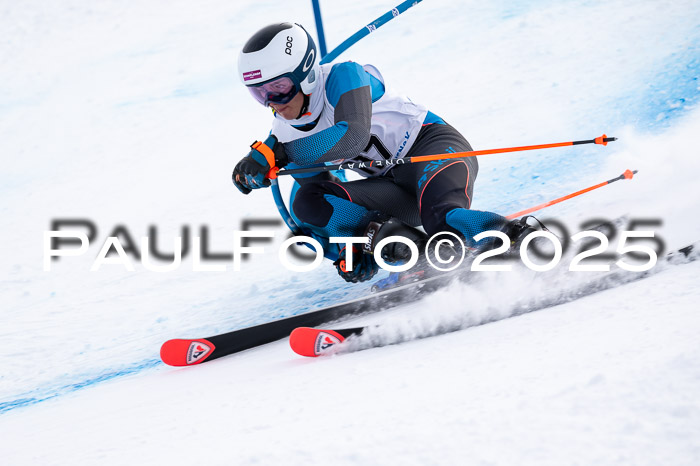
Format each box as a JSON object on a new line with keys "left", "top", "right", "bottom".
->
{"left": 232, "top": 135, "right": 287, "bottom": 195}
{"left": 334, "top": 246, "right": 379, "bottom": 283}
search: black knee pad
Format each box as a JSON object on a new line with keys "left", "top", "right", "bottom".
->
{"left": 292, "top": 181, "right": 350, "bottom": 227}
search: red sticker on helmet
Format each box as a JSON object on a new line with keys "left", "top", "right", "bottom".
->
{"left": 243, "top": 70, "right": 262, "bottom": 81}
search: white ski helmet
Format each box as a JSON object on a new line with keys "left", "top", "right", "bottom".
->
{"left": 238, "top": 23, "right": 320, "bottom": 106}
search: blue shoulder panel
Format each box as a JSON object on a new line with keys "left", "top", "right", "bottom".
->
{"left": 325, "top": 62, "right": 371, "bottom": 107}
{"left": 368, "top": 73, "right": 385, "bottom": 102}
{"left": 423, "top": 111, "right": 446, "bottom": 125}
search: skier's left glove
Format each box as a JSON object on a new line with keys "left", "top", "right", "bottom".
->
{"left": 232, "top": 135, "right": 288, "bottom": 195}
{"left": 334, "top": 246, "right": 379, "bottom": 283}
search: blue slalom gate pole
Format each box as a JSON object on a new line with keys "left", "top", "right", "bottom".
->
{"left": 320, "top": 0, "right": 424, "bottom": 65}
{"left": 310, "top": 0, "right": 328, "bottom": 57}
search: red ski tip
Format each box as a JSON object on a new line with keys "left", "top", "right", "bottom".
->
{"left": 160, "top": 338, "right": 215, "bottom": 366}
{"left": 289, "top": 327, "right": 346, "bottom": 357}
{"left": 623, "top": 169, "right": 635, "bottom": 180}
{"left": 594, "top": 134, "right": 608, "bottom": 145}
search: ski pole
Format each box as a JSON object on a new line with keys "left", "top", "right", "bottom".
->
{"left": 506, "top": 169, "right": 637, "bottom": 219}
{"left": 270, "top": 135, "right": 617, "bottom": 177}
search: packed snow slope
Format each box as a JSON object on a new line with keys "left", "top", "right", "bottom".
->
{"left": 1, "top": 0, "right": 699, "bottom": 464}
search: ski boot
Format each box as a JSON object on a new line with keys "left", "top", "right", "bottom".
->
{"left": 361, "top": 212, "right": 428, "bottom": 262}
{"left": 501, "top": 215, "right": 548, "bottom": 252}
{"left": 360, "top": 212, "right": 456, "bottom": 291}
{"left": 333, "top": 211, "right": 422, "bottom": 284}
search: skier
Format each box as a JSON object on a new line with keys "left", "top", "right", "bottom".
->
{"left": 233, "top": 22, "right": 532, "bottom": 283}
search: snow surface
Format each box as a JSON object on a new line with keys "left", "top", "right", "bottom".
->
{"left": 1, "top": 0, "right": 699, "bottom": 464}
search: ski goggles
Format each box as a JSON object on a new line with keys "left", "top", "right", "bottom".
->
{"left": 247, "top": 76, "right": 300, "bottom": 106}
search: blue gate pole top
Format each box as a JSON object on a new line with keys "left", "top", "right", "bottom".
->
{"left": 311, "top": 0, "right": 328, "bottom": 58}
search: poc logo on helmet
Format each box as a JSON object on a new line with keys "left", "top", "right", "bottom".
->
{"left": 285, "top": 36, "right": 293, "bottom": 55}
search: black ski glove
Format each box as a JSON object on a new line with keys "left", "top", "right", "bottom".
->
{"left": 334, "top": 246, "right": 379, "bottom": 283}
{"left": 232, "top": 135, "right": 288, "bottom": 195}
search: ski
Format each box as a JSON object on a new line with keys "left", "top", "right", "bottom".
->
{"left": 159, "top": 215, "right": 657, "bottom": 367}
{"left": 288, "top": 327, "right": 365, "bottom": 357}
{"left": 160, "top": 264, "right": 460, "bottom": 366}
{"left": 289, "top": 240, "right": 699, "bottom": 357}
